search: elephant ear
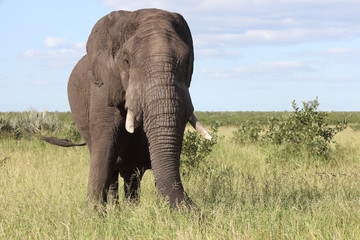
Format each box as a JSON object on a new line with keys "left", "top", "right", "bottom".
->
{"left": 89, "top": 51, "right": 125, "bottom": 107}
{"left": 172, "top": 13, "right": 194, "bottom": 88}
{"left": 186, "top": 50, "right": 194, "bottom": 88}
{"left": 86, "top": 11, "right": 129, "bottom": 107}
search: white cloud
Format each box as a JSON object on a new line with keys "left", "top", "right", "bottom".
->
{"left": 97, "top": 0, "right": 360, "bottom": 72}
{"left": 194, "top": 26, "right": 355, "bottom": 50}
{"left": 195, "top": 60, "right": 316, "bottom": 81}
{"left": 296, "top": 47, "right": 360, "bottom": 64}
{"left": 101, "top": 0, "right": 360, "bottom": 12}
{"left": 43, "top": 37, "right": 85, "bottom": 49}
{"left": 22, "top": 49, "right": 79, "bottom": 60}
{"left": 195, "top": 48, "right": 242, "bottom": 59}
{"left": 22, "top": 37, "right": 86, "bottom": 69}
{"left": 324, "top": 47, "right": 360, "bottom": 63}
{"left": 44, "top": 37, "right": 69, "bottom": 48}
{"left": 236, "top": 61, "right": 314, "bottom": 74}
{"left": 100, "top": 0, "right": 190, "bottom": 11}
{"left": 22, "top": 47, "right": 85, "bottom": 69}
{"left": 100, "top": 0, "right": 360, "bottom": 50}
{"left": 73, "top": 42, "right": 86, "bottom": 49}
{"left": 327, "top": 47, "right": 357, "bottom": 54}
{"left": 328, "top": 48, "right": 351, "bottom": 54}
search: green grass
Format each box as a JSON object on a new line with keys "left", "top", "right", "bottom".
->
{"left": 1, "top": 125, "right": 360, "bottom": 239}
{"left": 194, "top": 111, "right": 360, "bottom": 126}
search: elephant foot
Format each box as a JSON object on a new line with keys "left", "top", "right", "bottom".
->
{"left": 86, "top": 187, "right": 120, "bottom": 217}
{"left": 121, "top": 168, "right": 145, "bottom": 202}
{"left": 86, "top": 173, "right": 120, "bottom": 209}
{"left": 172, "top": 194, "right": 198, "bottom": 212}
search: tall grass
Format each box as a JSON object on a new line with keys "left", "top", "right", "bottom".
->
{"left": 1, "top": 126, "right": 360, "bottom": 239}
{"left": 0, "top": 109, "right": 61, "bottom": 138}
{"left": 194, "top": 111, "right": 360, "bottom": 126}
{"left": 0, "top": 110, "right": 82, "bottom": 141}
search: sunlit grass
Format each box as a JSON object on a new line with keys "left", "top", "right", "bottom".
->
{"left": 1, "top": 127, "right": 360, "bottom": 239}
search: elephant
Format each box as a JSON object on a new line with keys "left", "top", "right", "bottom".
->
{"left": 42, "top": 9, "right": 212, "bottom": 210}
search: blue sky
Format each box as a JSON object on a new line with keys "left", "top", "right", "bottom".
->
{"left": 1, "top": 0, "right": 359, "bottom": 112}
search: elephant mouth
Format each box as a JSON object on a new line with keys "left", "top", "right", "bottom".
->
{"left": 125, "top": 109, "right": 212, "bottom": 141}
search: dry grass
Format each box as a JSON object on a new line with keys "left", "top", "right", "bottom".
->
{"left": 1, "top": 128, "right": 360, "bottom": 239}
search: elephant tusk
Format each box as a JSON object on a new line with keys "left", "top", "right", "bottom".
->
{"left": 189, "top": 113, "right": 213, "bottom": 141}
{"left": 125, "top": 110, "right": 135, "bottom": 133}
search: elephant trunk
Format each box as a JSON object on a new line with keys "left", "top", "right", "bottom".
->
{"left": 146, "top": 121, "right": 194, "bottom": 208}
{"left": 141, "top": 74, "right": 195, "bottom": 209}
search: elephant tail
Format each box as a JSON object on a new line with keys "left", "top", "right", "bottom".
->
{"left": 41, "top": 136, "right": 86, "bottom": 147}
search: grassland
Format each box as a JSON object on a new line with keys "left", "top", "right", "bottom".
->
{"left": 194, "top": 111, "right": 360, "bottom": 126}
{"left": 1, "top": 112, "right": 360, "bottom": 239}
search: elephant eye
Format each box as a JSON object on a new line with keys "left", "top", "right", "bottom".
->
{"left": 122, "top": 52, "right": 130, "bottom": 69}
{"left": 124, "top": 58, "right": 129, "bottom": 67}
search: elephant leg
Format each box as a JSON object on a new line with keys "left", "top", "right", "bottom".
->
{"left": 121, "top": 168, "right": 145, "bottom": 202}
{"left": 86, "top": 81, "right": 124, "bottom": 204}
{"left": 107, "top": 170, "right": 120, "bottom": 204}
{"left": 86, "top": 124, "right": 121, "bottom": 204}
{"left": 87, "top": 145, "right": 119, "bottom": 204}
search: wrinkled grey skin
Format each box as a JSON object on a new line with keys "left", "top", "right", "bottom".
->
{"left": 67, "top": 9, "right": 197, "bottom": 209}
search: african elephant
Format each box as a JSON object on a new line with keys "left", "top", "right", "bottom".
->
{"left": 43, "top": 9, "right": 212, "bottom": 210}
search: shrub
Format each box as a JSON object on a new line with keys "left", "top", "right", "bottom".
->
{"left": 232, "top": 121, "right": 262, "bottom": 144}
{"left": 0, "top": 109, "right": 62, "bottom": 138}
{"left": 58, "top": 121, "right": 83, "bottom": 142}
{"left": 263, "top": 98, "right": 347, "bottom": 156}
{"left": 232, "top": 98, "right": 347, "bottom": 158}
{"left": 350, "top": 124, "right": 360, "bottom": 131}
{"left": 180, "top": 122, "right": 219, "bottom": 174}
{"left": 0, "top": 116, "right": 12, "bottom": 133}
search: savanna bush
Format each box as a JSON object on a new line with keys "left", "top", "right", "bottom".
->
{"left": 0, "top": 110, "right": 86, "bottom": 142}
{"left": 233, "top": 98, "right": 347, "bottom": 158}
{"left": 350, "top": 123, "right": 360, "bottom": 131}
{"left": 57, "top": 121, "right": 83, "bottom": 142}
{"left": 0, "top": 116, "right": 12, "bottom": 133}
{"left": 264, "top": 98, "right": 347, "bottom": 156}
{"left": 232, "top": 121, "right": 262, "bottom": 144}
{"left": 0, "top": 109, "right": 62, "bottom": 138}
{"left": 180, "top": 122, "right": 219, "bottom": 174}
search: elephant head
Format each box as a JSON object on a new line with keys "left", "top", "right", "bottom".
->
{"left": 66, "top": 9, "right": 211, "bottom": 209}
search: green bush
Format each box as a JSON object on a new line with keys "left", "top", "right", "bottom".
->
{"left": 0, "top": 116, "right": 12, "bottom": 133}
{"left": 0, "top": 109, "right": 62, "bottom": 138}
{"left": 350, "top": 124, "right": 360, "bottom": 131}
{"left": 58, "top": 121, "right": 83, "bottom": 142}
{"left": 0, "top": 110, "right": 85, "bottom": 142}
{"left": 232, "top": 121, "right": 262, "bottom": 144}
{"left": 263, "top": 98, "right": 347, "bottom": 156}
{"left": 232, "top": 98, "right": 347, "bottom": 158}
{"left": 180, "top": 122, "right": 219, "bottom": 174}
